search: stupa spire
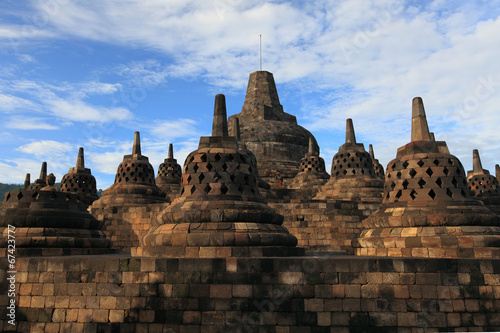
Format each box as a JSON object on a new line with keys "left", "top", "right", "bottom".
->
{"left": 39, "top": 162, "right": 47, "bottom": 181}
{"left": 472, "top": 149, "right": 483, "bottom": 173}
{"left": 212, "top": 94, "right": 228, "bottom": 137}
{"left": 496, "top": 164, "right": 500, "bottom": 181}
{"left": 76, "top": 147, "right": 85, "bottom": 168}
{"left": 24, "top": 173, "right": 30, "bottom": 189}
{"left": 132, "top": 131, "right": 141, "bottom": 157}
{"left": 168, "top": 143, "right": 174, "bottom": 159}
{"left": 346, "top": 118, "right": 356, "bottom": 144}
{"left": 369, "top": 144, "right": 375, "bottom": 160}
{"left": 308, "top": 136, "right": 314, "bottom": 155}
{"left": 411, "top": 97, "right": 431, "bottom": 142}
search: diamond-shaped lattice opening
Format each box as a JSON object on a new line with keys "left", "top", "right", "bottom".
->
{"left": 343, "top": 169, "right": 347, "bottom": 175}
{"left": 201, "top": 154, "right": 207, "bottom": 162}
{"left": 126, "top": 167, "right": 131, "bottom": 172}
{"left": 248, "top": 166, "right": 252, "bottom": 174}
{"left": 5, "top": 193, "right": 10, "bottom": 201}
{"left": 351, "top": 157, "right": 355, "bottom": 162}
{"left": 193, "top": 164, "right": 199, "bottom": 172}
{"left": 391, "top": 163, "right": 396, "bottom": 170}
{"left": 206, "top": 163, "right": 213, "bottom": 171}
{"left": 228, "top": 155, "right": 234, "bottom": 161}
{"left": 32, "top": 192, "right": 39, "bottom": 200}
{"left": 180, "top": 188, "right": 185, "bottom": 195}
{"left": 410, "top": 189, "right": 417, "bottom": 200}
{"left": 409, "top": 169, "right": 417, "bottom": 178}
{"left": 461, "top": 189, "right": 467, "bottom": 197}
{"left": 65, "top": 194, "right": 71, "bottom": 202}
{"left": 395, "top": 190, "right": 402, "bottom": 199}
{"left": 343, "top": 158, "right": 347, "bottom": 163}
{"left": 244, "top": 174, "right": 249, "bottom": 183}
{"left": 451, "top": 177, "right": 458, "bottom": 188}
{"left": 221, "top": 184, "right": 228, "bottom": 194}
{"left": 198, "top": 173, "right": 205, "bottom": 183}
{"left": 433, "top": 159, "right": 440, "bottom": 166}
{"left": 222, "top": 163, "right": 228, "bottom": 171}
{"left": 428, "top": 189, "right": 436, "bottom": 199}
{"left": 189, "top": 155, "right": 195, "bottom": 163}
{"left": 402, "top": 180, "right": 409, "bottom": 189}
{"left": 402, "top": 161, "right": 409, "bottom": 169}
{"left": 417, "top": 160, "right": 424, "bottom": 167}
{"left": 214, "top": 153, "right": 221, "bottom": 162}
{"left": 443, "top": 167, "right": 449, "bottom": 176}
{"left": 361, "top": 169, "right": 365, "bottom": 174}
{"left": 229, "top": 174, "right": 236, "bottom": 182}
{"left": 418, "top": 179, "right": 426, "bottom": 188}
{"left": 387, "top": 173, "right": 391, "bottom": 179}
{"left": 338, "top": 165, "right": 343, "bottom": 169}
{"left": 456, "top": 168, "right": 462, "bottom": 175}
{"left": 352, "top": 169, "right": 356, "bottom": 175}
{"left": 186, "top": 175, "right": 192, "bottom": 182}
{"left": 347, "top": 163, "right": 351, "bottom": 168}
{"left": 448, "top": 158, "right": 454, "bottom": 165}
{"left": 435, "top": 177, "right": 443, "bottom": 188}
{"left": 237, "top": 185, "right": 243, "bottom": 193}
{"left": 240, "top": 155, "right": 246, "bottom": 163}
{"left": 213, "top": 172, "right": 221, "bottom": 182}
{"left": 446, "top": 188, "right": 453, "bottom": 198}
{"left": 390, "top": 181, "right": 396, "bottom": 190}
{"left": 17, "top": 192, "right": 23, "bottom": 200}
{"left": 190, "top": 186, "right": 196, "bottom": 194}
{"left": 204, "top": 184, "right": 212, "bottom": 194}
{"left": 426, "top": 168, "right": 433, "bottom": 176}
{"left": 386, "top": 192, "right": 391, "bottom": 199}
{"left": 397, "top": 171, "right": 402, "bottom": 179}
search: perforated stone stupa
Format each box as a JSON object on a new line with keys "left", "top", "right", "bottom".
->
{"left": 60, "top": 147, "right": 99, "bottom": 206}
{"left": 156, "top": 143, "right": 182, "bottom": 201}
{"left": 355, "top": 97, "right": 500, "bottom": 258}
{"left": 467, "top": 149, "right": 500, "bottom": 214}
{"left": 288, "top": 136, "right": 330, "bottom": 194}
{"left": 90, "top": 132, "right": 168, "bottom": 252}
{"left": 137, "top": 94, "right": 302, "bottom": 258}
{"left": 26, "top": 162, "right": 47, "bottom": 190}
{"left": 0, "top": 171, "right": 112, "bottom": 257}
{"left": 228, "top": 70, "right": 318, "bottom": 183}
{"left": 370, "top": 144, "right": 385, "bottom": 180}
{"left": 314, "top": 119, "right": 384, "bottom": 203}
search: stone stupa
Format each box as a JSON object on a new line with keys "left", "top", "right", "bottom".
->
{"left": 369, "top": 144, "right": 385, "bottom": 180}
{"left": 0, "top": 171, "right": 112, "bottom": 257}
{"left": 228, "top": 70, "right": 318, "bottom": 183}
{"left": 156, "top": 143, "right": 182, "bottom": 201}
{"left": 26, "top": 162, "right": 47, "bottom": 190}
{"left": 355, "top": 97, "right": 500, "bottom": 258}
{"left": 60, "top": 147, "right": 99, "bottom": 206}
{"left": 136, "top": 94, "right": 303, "bottom": 258}
{"left": 90, "top": 132, "right": 168, "bottom": 252}
{"left": 467, "top": 149, "right": 500, "bottom": 214}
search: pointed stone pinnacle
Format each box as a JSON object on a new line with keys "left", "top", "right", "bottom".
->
{"left": 369, "top": 144, "right": 375, "bottom": 160}
{"left": 429, "top": 132, "right": 435, "bottom": 141}
{"left": 39, "top": 162, "right": 47, "bottom": 180}
{"left": 77, "top": 147, "right": 85, "bottom": 168}
{"left": 231, "top": 117, "right": 241, "bottom": 141}
{"left": 411, "top": 97, "right": 431, "bottom": 142}
{"left": 24, "top": 173, "right": 30, "bottom": 189}
{"left": 132, "top": 131, "right": 141, "bottom": 157}
{"left": 496, "top": 164, "right": 500, "bottom": 181}
{"left": 212, "top": 94, "right": 228, "bottom": 137}
{"left": 308, "top": 137, "right": 314, "bottom": 155}
{"left": 472, "top": 149, "right": 483, "bottom": 173}
{"left": 168, "top": 143, "right": 174, "bottom": 159}
{"left": 346, "top": 118, "right": 356, "bottom": 144}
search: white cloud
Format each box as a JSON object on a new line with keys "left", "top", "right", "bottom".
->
{"left": 0, "top": 93, "right": 36, "bottom": 112}
{"left": 6, "top": 116, "right": 58, "bottom": 130}
{"left": 148, "top": 119, "right": 199, "bottom": 141}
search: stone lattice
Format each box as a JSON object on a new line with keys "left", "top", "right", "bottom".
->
{"left": 136, "top": 94, "right": 303, "bottom": 258}
{"left": 156, "top": 143, "right": 182, "bottom": 201}
{"left": 0, "top": 173, "right": 111, "bottom": 257}
{"left": 314, "top": 119, "right": 384, "bottom": 204}
{"left": 60, "top": 147, "right": 99, "bottom": 206}
{"left": 467, "top": 149, "right": 500, "bottom": 214}
{"left": 355, "top": 97, "right": 500, "bottom": 258}
{"left": 90, "top": 132, "right": 168, "bottom": 253}
{"left": 228, "top": 70, "right": 318, "bottom": 183}
{"left": 369, "top": 144, "right": 385, "bottom": 180}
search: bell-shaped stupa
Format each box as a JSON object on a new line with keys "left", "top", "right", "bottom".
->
{"left": 137, "top": 94, "right": 302, "bottom": 258}
{"left": 288, "top": 137, "right": 330, "bottom": 193}
{"left": 156, "top": 143, "right": 182, "bottom": 201}
{"left": 228, "top": 71, "right": 318, "bottom": 183}
{"left": 369, "top": 144, "right": 385, "bottom": 180}
{"left": 467, "top": 149, "right": 500, "bottom": 214}
{"left": 90, "top": 131, "right": 168, "bottom": 252}
{"left": 1, "top": 170, "right": 112, "bottom": 257}
{"left": 60, "top": 147, "right": 99, "bottom": 206}
{"left": 314, "top": 119, "right": 384, "bottom": 203}
{"left": 355, "top": 97, "right": 500, "bottom": 258}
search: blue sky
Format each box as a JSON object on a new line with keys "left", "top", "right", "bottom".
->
{"left": 1, "top": 0, "right": 500, "bottom": 189}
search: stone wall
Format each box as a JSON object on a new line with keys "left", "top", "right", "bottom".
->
{"left": 2, "top": 256, "right": 499, "bottom": 332}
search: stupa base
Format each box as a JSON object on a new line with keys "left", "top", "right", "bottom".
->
{"left": 132, "top": 245, "right": 305, "bottom": 258}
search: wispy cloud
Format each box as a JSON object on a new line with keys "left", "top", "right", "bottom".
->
{"left": 6, "top": 116, "right": 58, "bottom": 130}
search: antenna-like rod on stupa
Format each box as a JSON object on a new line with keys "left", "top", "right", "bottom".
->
{"left": 39, "top": 162, "right": 47, "bottom": 180}
{"left": 76, "top": 147, "right": 85, "bottom": 168}
{"left": 369, "top": 144, "right": 375, "bottom": 160}
{"left": 24, "top": 173, "right": 30, "bottom": 189}
{"left": 168, "top": 143, "right": 174, "bottom": 159}
{"left": 472, "top": 149, "right": 483, "bottom": 173}
{"left": 259, "top": 34, "right": 262, "bottom": 71}
{"left": 411, "top": 97, "right": 431, "bottom": 142}
{"left": 132, "top": 131, "right": 141, "bottom": 157}
{"left": 346, "top": 118, "right": 356, "bottom": 144}
{"left": 212, "top": 94, "right": 228, "bottom": 137}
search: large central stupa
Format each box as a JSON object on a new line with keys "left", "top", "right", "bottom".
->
{"left": 228, "top": 71, "right": 318, "bottom": 183}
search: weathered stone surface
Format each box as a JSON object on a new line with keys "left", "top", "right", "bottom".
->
{"left": 90, "top": 132, "right": 168, "bottom": 253}
{"left": 26, "top": 162, "right": 47, "bottom": 190}
{"left": 228, "top": 71, "right": 318, "bottom": 183}
{"left": 355, "top": 97, "right": 500, "bottom": 258}
{"left": 156, "top": 143, "right": 182, "bottom": 202}
{"left": 60, "top": 147, "right": 99, "bottom": 206}
{"left": 369, "top": 144, "right": 385, "bottom": 180}
{"left": 467, "top": 149, "right": 500, "bottom": 214}
{"left": 138, "top": 94, "right": 302, "bottom": 257}
{"left": 0, "top": 170, "right": 112, "bottom": 257}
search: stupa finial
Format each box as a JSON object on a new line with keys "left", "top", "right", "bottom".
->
{"left": 472, "top": 149, "right": 483, "bottom": 173}
{"left": 232, "top": 117, "right": 241, "bottom": 141}
{"left": 76, "top": 147, "right": 85, "bottom": 168}
{"left": 346, "top": 118, "right": 356, "bottom": 144}
{"left": 369, "top": 144, "right": 375, "bottom": 160}
{"left": 132, "top": 131, "right": 141, "bottom": 157}
{"left": 168, "top": 143, "right": 174, "bottom": 159}
{"left": 39, "top": 162, "right": 47, "bottom": 180}
{"left": 24, "top": 173, "right": 30, "bottom": 189}
{"left": 496, "top": 164, "right": 500, "bottom": 180}
{"left": 308, "top": 136, "right": 314, "bottom": 155}
{"left": 411, "top": 97, "right": 431, "bottom": 142}
{"left": 212, "top": 94, "right": 228, "bottom": 137}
